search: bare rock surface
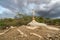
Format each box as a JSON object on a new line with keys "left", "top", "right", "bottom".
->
{"left": 0, "top": 25, "right": 60, "bottom": 40}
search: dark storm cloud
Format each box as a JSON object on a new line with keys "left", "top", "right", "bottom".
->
{"left": 0, "top": 0, "right": 60, "bottom": 18}
{"left": 36, "top": 2, "right": 60, "bottom": 18}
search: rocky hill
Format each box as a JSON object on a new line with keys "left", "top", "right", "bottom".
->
{"left": 0, "top": 21, "right": 60, "bottom": 40}
{"left": 0, "top": 26, "right": 60, "bottom": 40}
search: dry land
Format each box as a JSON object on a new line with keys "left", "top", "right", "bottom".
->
{"left": 0, "top": 25, "right": 60, "bottom": 40}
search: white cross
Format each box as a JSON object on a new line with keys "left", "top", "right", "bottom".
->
{"left": 32, "top": 9, "right": 35, "bottom": 20}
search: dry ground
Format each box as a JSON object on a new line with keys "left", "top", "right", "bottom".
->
{"left": 0, "top": 25, "right": 60, "bottom": 40}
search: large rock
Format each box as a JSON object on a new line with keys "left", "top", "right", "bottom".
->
{"left": 28, "top": 20, "right": 47, "bottom": 27}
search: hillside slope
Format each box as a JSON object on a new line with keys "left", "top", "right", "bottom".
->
{"left": 0, "top": 25, "right": 60, "bottom": 40}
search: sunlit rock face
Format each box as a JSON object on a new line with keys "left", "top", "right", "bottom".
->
{"left": 27, "top": 20, "right": 60, "bottom": 30}
{"left": 28, "top": 20, "right": 47, "bottom": 27}
{"left": 0, "top": 25, "right": 60, "bottom": 40}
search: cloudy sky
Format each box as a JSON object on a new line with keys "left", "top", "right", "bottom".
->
{"left": 0, "top": 0, "right": 60, "bottom": 18}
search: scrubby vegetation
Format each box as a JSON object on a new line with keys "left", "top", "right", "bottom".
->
{"left": 0, "top": 13, "right": 60, "bottom": 29}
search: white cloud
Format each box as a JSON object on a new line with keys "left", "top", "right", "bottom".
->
{"left": 0, "top": 5, "right": 14, "bottom": 14}
{"left": 37, "top": 0, "right": 60, "bottom": 11}
{"left": 13, "top": 0, "right": 18, "bottom": 4}
{"left": 39, "top": 4, "right": 48, "bottom": 11}
{"left": 48, "top": 0, "right": 60, "bottom": 7}
{"left": 0, "top": 0, "right": 60, "bottom": 18}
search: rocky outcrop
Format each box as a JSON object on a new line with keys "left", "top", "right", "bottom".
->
{"left": 0, "top": 25, "right": 60, "bottom": 40}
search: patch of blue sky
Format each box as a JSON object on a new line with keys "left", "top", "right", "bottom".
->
{"left": 0, "top": 5, "right": 7, "bottom": 14}
{"left": 0, "top": 5, "right": 12, "bottom": 14}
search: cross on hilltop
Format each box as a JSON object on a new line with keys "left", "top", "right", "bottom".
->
{"left": 32, "top": 9, "right": 35, "bottom": 20}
